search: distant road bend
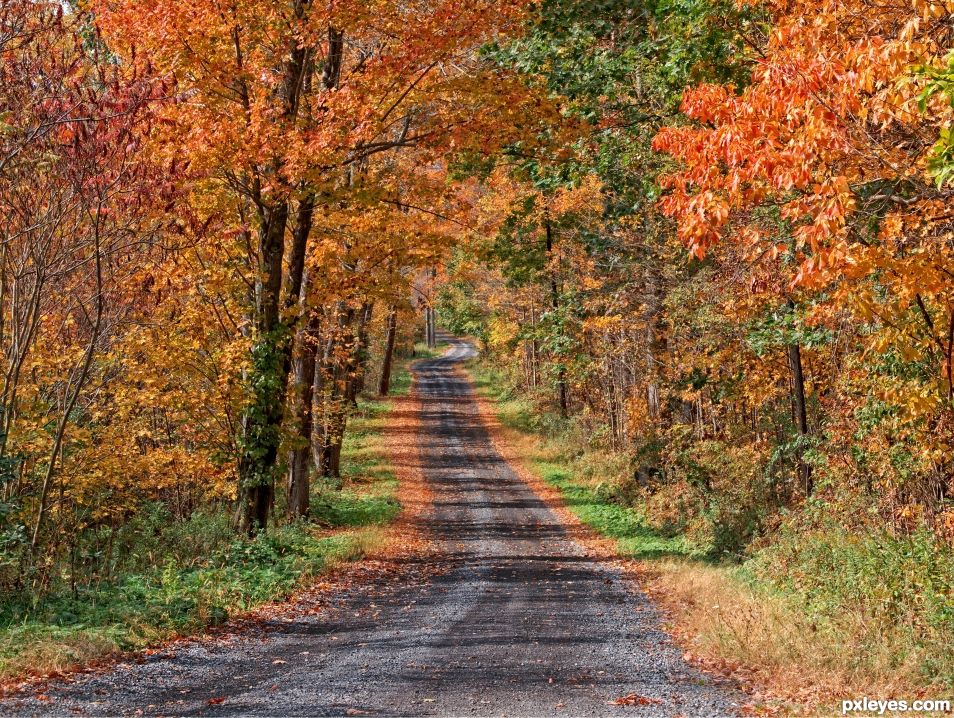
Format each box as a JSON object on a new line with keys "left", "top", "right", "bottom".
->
{"left": 3, "top": 335, "right": 742, "bottom": 717}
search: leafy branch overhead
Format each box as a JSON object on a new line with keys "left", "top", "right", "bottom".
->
{"left": 0, "top": 0, "right": 951, "bottom": 696}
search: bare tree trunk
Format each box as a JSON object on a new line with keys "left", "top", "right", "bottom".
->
{"left": 425, "top": 306, "right": 436, "bottom": 348}
{"left": 643, "top": 262, "right": 665, "bottom": 424}
{"left": 788, "top": 341, "right": 813, "bottom": 496}
{"left": 350, "top": 302, "right": 374, "bottom": 400}
{"left": 283, "top": 191, "right": 317, "bottom": 519}
{"left": 545, "top": 220, "right": 568, "bottom": 418}
{"left": 530, "top": 301, "right": 539, "bottom": 390}
{"left": 323, "top": 303, "right": 373, "bottom": 477}
{"left": 378, "top": 307, "right": 398, "bottom": 395}
{"left": 317, "top": 305, "right": 352, "bottom": 478}
{"left": 287, "top": 306, "right": 319, "bottom": 520}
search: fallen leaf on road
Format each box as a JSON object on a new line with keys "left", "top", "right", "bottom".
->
{"left": 207, "top": 697, "right": 226, "bottom": 705}
{"left": 609, "top": 694, "right": 662, "bottom": 706}
{"left": 272, "top": 659, "right": 287, "bottom": 664}
{"left": 344, "top": 709, "right": 368, "bottom": 715}
{"left": 740, "top": 703, "right": 783, "bottom": 716}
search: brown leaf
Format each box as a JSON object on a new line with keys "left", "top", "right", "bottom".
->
{"left": 207, "top": 697, "right": 226, "bottom": 705}
{"left": 609, "top": 693, "right": 662, "bottom": 706}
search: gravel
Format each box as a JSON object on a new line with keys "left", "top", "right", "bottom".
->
{"left": 1, "top": 337, "right": 743, "bottom": 717}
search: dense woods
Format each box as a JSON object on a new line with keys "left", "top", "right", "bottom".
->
{"left": 0, "top": 0, "right": 952, "bottom": 695}
{"left": 445, "top": 0, "right": 954, "bottom": 544}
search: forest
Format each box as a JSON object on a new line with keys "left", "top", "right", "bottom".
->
{"left": 0, "top": 0, "right": 952, "bottom": 712}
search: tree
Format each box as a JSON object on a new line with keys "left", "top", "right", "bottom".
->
{"left": 96, "top": 0, "right": 534, "bottom": 532}
{"left": 0, "top": 2, "right": 171, "bottom": 580}
{"left": 654, "top": 0, "right": 954, "bottom": 519}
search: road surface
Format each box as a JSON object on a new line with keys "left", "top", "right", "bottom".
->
{"left": 2, "top": 337, "right": 741, "bottom": 717}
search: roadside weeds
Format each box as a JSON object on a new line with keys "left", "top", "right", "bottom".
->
{"left": 460, "top": 358, "right": 952, "bottom": 717}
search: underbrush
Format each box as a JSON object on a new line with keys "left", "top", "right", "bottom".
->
{"left": 0, "top": 360, "right": 414, "bottom": 683}
{"left": 0, "top": 524, "right": 377, "bottom": 682}
{"left": 467, "top": 359, "right": 954, "bottom": 711}
{"left": 750, "top": 524, "right": 954, "bottom": 689}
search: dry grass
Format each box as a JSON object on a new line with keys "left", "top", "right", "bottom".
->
{"left": 462, "top": 362, "right": 953, "bottom": 716}
{"left": 640, "top": 560, "right": 950, "bottom": 714}
{"left": 1, "top": 632, "right": 123, "bottom": 686}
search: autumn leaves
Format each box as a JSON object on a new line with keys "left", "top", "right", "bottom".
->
{"left": 87, "top": 0, "right": 544, "bottom": 534}
{"left": 2, "top": 0, "right": 952, "bottom": 619}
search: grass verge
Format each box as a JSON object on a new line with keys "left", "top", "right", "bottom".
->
{"left": 412, "top": 340, "right": 448, "bottom": 359}
{"left": 465, "top": 359, "right": 954, "bottom": 715}
{"left": 0, "top": 359, "right": 417, "bottom": 685}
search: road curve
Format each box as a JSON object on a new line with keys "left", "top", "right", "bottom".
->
{"left": 2, "top": 336, "right": 741, "bottom": 717}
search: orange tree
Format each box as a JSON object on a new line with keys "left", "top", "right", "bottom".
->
{"left": 654, "top": 0, "right": 954, "bottom": 530}
{"left": 94, "top": 0, "right": 536, "bottom": 531}
{"left": 0, "top": 1, "right": 171, "bottom": 583}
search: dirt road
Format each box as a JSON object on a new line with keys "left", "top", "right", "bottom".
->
{"left": 3, "top": 337, "right": 741, "bottom": 717}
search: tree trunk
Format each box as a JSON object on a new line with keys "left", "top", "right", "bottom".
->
{"left": 643, "top": 260, "right": 666, "bottom": 424}
{"left": 283, "top": 192, "right": 318, "bottom": 520}
{"left": 317, "top": 305, "right": 353, "bottom": 478}
{"left": 350, "top": 302, "right": 374, "bottom": 399}
{"left": 31, "top": 210, "right": 105, "bottom": 551}
{"left": 378, "top": 307, "right": 397, "bottom": 395}
{"left": 787, "top": 341, "right": 813, "bottom": 496}
{"left": 236, "top": 196, "right": 292, "bottom": 533}
{"left": 545, "top": 220, "right": 568, "bottom": 418}
{"left": 327, "top": 303, "right": 373, "bottom": 476}
{"left": 235, "top": 13, "right": 317, "bottom": 535}
{"left": 287, "top": 306, "right": 319, "bottom": 520}
{"left": 425, "top": 306, "right": 436, "bottom": 348}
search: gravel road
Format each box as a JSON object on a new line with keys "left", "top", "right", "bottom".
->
{"left": 2, "top": 337, "right": 742, "bottom": 717}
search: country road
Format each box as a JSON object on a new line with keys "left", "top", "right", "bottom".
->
{"left": 3, "top": 337, "right": 742, "bottom": 717}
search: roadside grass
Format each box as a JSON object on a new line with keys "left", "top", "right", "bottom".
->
{"left": 412, "top": 340, "right": 448, "bottom": 359}
{"left": 0, "top": 359, "right": 416, "bottom": 684}
{"left": 530, "top": 460, "right": 697, "bottom": 560}
{"left": 311, "top": 392, "right": 405, "bottom": 529}
{"left": 467, "top": 362, "right": 693, "bottom": 563}
{"left": 466, "top": 359, "right": 954, "bottom": 713}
